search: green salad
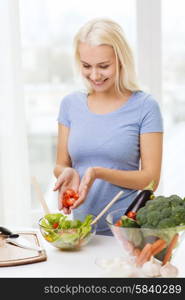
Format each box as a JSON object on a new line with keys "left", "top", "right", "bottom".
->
{"left": 40, "top": 213, "right": 93, "bottom": 248}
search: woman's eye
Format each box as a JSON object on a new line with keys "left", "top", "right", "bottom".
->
{"left": 83, "top": 65, "right": 91, "bottom": 69}
{"left": 100, "top": 65, "right": 109, "bottom": 69}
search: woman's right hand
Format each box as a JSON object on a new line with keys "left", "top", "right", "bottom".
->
{"left": 53, "top": 167, "right": 80, "bottom": 214}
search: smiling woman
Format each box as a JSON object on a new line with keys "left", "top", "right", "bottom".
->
{"left": 78, "top": 43, "right": 133, "bottom": 115}
{"left": 74, "top": 19, "right": 139, "bottom": 95}
{"left": 53, "top": 18, "right": 163, "bottom": 236}
{"left": 79, "top": 43, "right": 117, "bottom": 93}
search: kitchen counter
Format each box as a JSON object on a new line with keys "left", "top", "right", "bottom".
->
{"left": 0, "top": 230, "right": 185, "bottom": 278}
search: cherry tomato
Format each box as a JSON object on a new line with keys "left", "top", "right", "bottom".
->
{"left": 115, "top": 219, "right": 122, "bottom": 227}
{"left": 53, "top": 222, "right": 59, "bottom": 229}
{"left": 64, "top": 189, "right": 76, "bottom": 198}
{"left": 73, "top": 192, "right": 79, "bottom": 200}
{"left": 67, "top": 197, "right": 76, "bottom": 207}
{"left": 62, "top": 197, "right": 70, "bottom": 208}
{"left": 127, "top": 211, "right": 136, "bottom": 220}
{"left": 62, "top": 189, "right": 79, "bottom": 208}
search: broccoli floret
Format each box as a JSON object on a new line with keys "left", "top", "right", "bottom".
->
{"left": 146, "top": 211, "right": 161, "bottom": 227}
{"left": 172, "top": 206, "right": 185, "bottom": 225}
{"left": 152, "top": 196, "right": 166, "bottom": 202}
{"left": 160, "top": 207, "right": 172, "bottom": 219}
{"left": 136, "top": 194, "right": 185, "bottom": 229}
{"left": 145, "top": 200, "right": 155, "bottom": 207}
{"left": 168, "top": 194, "right": 182, "bottom": 201}
{"left": 168, "top": 195, "right": 184, "bottom": 207}
{"left": 158, "top": 218, "right": 176, "bottom": 228}
{"left": 135, "top": 207, "right": 147, "bottom": 225}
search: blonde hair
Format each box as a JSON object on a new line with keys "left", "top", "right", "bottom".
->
{"left": 73, "top": 18, "right": 140, "bottom": 95}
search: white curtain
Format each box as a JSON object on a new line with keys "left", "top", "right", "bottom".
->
{"left": 0, "top": 0, "right": 31, "bottom": 226}
{"left": 136, "top": 0, "right": 163, "bottom": 195}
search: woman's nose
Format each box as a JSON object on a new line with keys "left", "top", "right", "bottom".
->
{"left": 89, "top": 69, "right": 101, "bottom": 81}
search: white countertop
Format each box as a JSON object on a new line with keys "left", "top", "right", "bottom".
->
{"left": 0, "top": 232, "right": 121, "bottom": 278}
{"left": 0, "top": 230, "right": 185, "bottom": 278}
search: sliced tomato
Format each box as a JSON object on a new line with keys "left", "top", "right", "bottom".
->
{"left": 127, "top": 211, "right": 136, "bottom": 220}
{"left": 62, "top": 197, "right": 70, "bottom": 208}
{"left": 66, "top": 197, "right": 76, "bottom": 207}
{"left": 115, "top": 219, "right": 122, "bottom": 227}
{"left": 62, "top": 189, "right": 79, "bottom": 208}
{"left": 64, "top": 189, "right": 76, "bottom": 198}
{"left": 63, "top": 194, "right": 70, "bottom": 201}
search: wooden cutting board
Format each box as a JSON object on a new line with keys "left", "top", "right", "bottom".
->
{"left": 0, "top": 231, "right": 47, "bottom": 267}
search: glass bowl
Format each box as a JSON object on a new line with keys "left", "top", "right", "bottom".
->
{"left": 0, "top": 235, "right": 6, "bottom": 247}
{"left": 38, "top": 216, "right": 97, "bottom": 250}
{"left": 106, "top": 208, "right": 185, "bottom": 263}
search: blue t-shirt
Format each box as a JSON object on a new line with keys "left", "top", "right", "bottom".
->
{"left": 57, "top": 91, "right": 163, "bottom": 235}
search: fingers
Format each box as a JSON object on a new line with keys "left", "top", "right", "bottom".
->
{"left": 72, "top": 175, "right": 80, "bottom": 191}
{"left": 58, "top": 191, "right": 63, "bottom": 210}
{"left": 72, "top": 183, "right": 80, "bottom": 193}
{"left": 57, "top": 185, "right": 66, "bottom": 210}
{"left": 71, "top": 174, "right": 90, "bottom": 209}
{"left": 63, "top": 207, "right": 71, "bottom": 214}
{"left": 53, "top": 178, "right": 63, "bottom": 191}
{"left": 58, "top": 192, "right": 71, "bottom": 214}
{"left": 53, "top": 177, "right": 70, "bottom": 191}
{"left": 53, "top": 186, "right": 58, "bottom": 191}
{"left": 57, "top": 185, "right": 74, "bottom": 214}
{"left": 78, "top": 176, "right": 89, "bottom": 193}
{"left": 56, "top": 170, "right": 91, "bottom": 211}
{"left": 71, "top": 185, "right": 87, "bottom": 209}
{"left": 83, "top": 175, "right": 91, "bottom": 187}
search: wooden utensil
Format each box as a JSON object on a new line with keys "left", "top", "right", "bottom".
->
{"left": 91, "top": 190, "right": 124, "bottom": 225}
{"left": 31, "top": 176, "right": 51, "bottom": 215}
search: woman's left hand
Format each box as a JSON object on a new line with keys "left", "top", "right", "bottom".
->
{"left": 71, "top": 167, "right": 96, "bottom": 209}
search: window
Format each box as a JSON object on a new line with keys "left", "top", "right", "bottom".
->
{"left": 162, "top": 0, "right": 185, "bottom": 197}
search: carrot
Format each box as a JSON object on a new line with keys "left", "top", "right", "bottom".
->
{"left": 136, "top": 243, "right": 152, "bottom": 266}
{"left": 162, "top": 233, "right": 179, "bottom": 266}
{"left": 151, "top": 239, "right": 166, "bottom": 256}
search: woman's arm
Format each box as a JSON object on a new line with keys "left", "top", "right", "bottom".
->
{"left": 53, "top": 124, "right": 81, "bottom": 212}
{"left": 53, "top": 124, "right": 72, "bottom": 178}
{"left": 93, "top": 132, "right": 163, "bottom": 191}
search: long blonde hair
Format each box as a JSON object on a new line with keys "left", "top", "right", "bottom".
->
{"left": 73, "top": 18, "right": 140, "bottom": 95}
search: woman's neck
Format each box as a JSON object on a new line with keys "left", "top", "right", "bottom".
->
{"left": 90, "top": 89, "right": 131, "bottom": 102}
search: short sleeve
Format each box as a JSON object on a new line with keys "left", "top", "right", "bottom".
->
{"left": 57, "top": 96, "right": 71, "bottom": 128}
{"left": 140, "top": 96, "right": 163, "bottom": 134}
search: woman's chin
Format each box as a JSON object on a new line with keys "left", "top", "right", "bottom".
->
{"left": 90, "top": 81, "right": 114, "bottom": 93}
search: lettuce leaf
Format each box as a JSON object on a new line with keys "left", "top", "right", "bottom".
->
{"left": 40, "top": 213, "right": 93, "bottom": 245}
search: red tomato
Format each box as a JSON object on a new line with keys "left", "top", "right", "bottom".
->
{"left": 66, "top": 197, "right": 76, "bottom": 207}
{"left": 62, "top": 189, "right": 79, "bottom": 208}
{"left": 64, "top": 189, "right": 76, "bottom": 198}
{"left": 73, "top": 192, "right": 79, "bottom": 200}
{"left": 62, "top": 197, "right": 70, "bottom": 208}
{"left": 127, "top": 211, "right": 136, "bottom": 220}
{"left": 115, "top": 219, "right": 122, "bottom": 227}
{"left": 53, "top": 222, "right": 59, "bottom": 229}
